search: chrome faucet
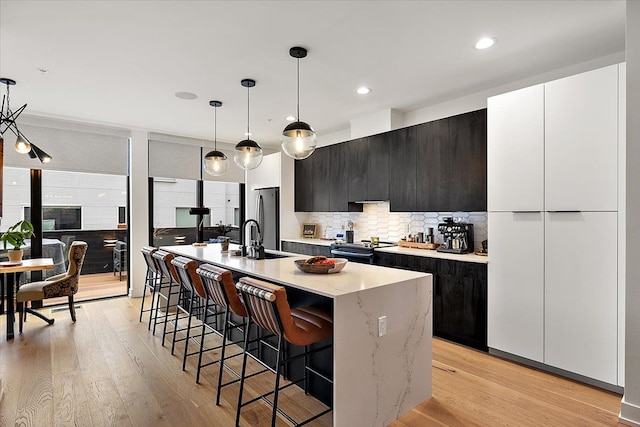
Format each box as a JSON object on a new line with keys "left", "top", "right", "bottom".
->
{"left": 241, "top": 219, "right": 264, "bottom": 259}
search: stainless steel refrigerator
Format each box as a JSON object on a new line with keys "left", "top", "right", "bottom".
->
{"left": 255, "top": 187, "right": 279, "bottom": 250}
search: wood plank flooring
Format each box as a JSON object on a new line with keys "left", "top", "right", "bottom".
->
{"left": 0, "top": 296, "right": 624, "bottom": 427}
{"left": 44, "top": 272, "right": 128, "bottom": 306}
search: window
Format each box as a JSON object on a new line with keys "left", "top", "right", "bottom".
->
{"left": 175, "top": 207, "right": 210, "bottom": 228}
{"left": 24, "top": 206, "right": 82, "bottom": 230}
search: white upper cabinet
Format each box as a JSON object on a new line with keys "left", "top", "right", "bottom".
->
{"left": 246, "top": 152, "right": 281, "bottom": 190}
{"left": 544, "top": 65, "right": 619, "bottom": 211}
{"left": 488, "top": 85, "right": 544, "bottom": 212}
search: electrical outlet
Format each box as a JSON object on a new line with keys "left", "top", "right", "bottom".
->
{"left": 378, "top": 316, "right": 387, "bottom": 337}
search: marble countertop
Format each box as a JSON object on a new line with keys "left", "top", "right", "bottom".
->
{"left": 281, "top": 238, "right": 489, "bottom": 264}
{"left": 161, "top": 244, "right": 430, "bottom": 299}
{"left": 375, "top": 246, "right": 489, "bottom": 264}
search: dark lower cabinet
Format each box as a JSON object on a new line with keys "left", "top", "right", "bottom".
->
{"left": 281, "top": 241, "right": 332, "bottom": 258}
{"left": 376, "top": 252, "right": 487, "bottom": 351}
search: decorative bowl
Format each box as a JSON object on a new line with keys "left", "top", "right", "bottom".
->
{"left": 294, "top": 258, "right": 348, "bottom": 274}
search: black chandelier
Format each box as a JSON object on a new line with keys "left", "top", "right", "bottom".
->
{"left": 0, "top": 77, "right": 52, "bottom": 163}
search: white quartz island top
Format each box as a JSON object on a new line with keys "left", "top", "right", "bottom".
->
{"left": 161, "top": 244, "right": 429, "bottom": 298}
{"left": 161, "top": 243, "right": 433, "bottom": 427}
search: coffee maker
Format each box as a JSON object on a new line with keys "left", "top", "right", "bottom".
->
{"left": 436, "top": 218, "right": 474, "bottom": 254}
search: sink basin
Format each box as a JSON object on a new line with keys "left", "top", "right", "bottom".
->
{"left": 263, "top": 252, "right": 291, "bottom": 260}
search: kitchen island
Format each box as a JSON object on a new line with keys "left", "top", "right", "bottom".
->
{"left": 161, "top": 244, "right": 432, "bottom": 427}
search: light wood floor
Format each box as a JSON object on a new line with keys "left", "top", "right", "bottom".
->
{"left": 45, "top": 272, "right": 128, "bottom": 306}
{"left": 0, "top": 296, "right": 624, "bottom": 427}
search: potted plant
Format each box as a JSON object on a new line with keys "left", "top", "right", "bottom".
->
{"left": 1, "top": 220, "right": 35, "bottom": 262}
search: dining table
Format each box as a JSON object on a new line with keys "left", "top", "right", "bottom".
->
{"left": 0, "top": 258, "right": 54, "bottom": 340}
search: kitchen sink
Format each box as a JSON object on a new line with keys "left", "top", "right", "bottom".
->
{"left": 263, "top": 252, "right": 291, "bottom": 260}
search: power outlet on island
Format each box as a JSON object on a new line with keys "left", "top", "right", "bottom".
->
{"left": 378, "top": 316, "right": 387, "bottom": 337}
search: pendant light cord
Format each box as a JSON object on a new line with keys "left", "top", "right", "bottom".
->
{"left": 214, "top": 105, "right": 217, "bottom": 151}
{"left": 297, "top": 56, "right": 300, "bottom": 121}
{"left": 246, "top": 84, "right": 250, "bottom": 136}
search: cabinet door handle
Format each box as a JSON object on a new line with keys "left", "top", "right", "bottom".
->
{"left": 547, "top": 211, "right": 581, "bottom": 213}
{"left": 511, "top": 211, "right": 541, "bottom": 213}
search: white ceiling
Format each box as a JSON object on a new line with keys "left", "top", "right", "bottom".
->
{"left": 0, "top": 0, "right": 626, "bottom": 148}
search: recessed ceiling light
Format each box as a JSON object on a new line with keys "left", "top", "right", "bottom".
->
{"left": 356, "top": 87, "right": 371, "bottom": 95}
{"left": 475, "top": 37, "right": 496, "bottom": 50}
{"left": 285, "top": 115, "right": 296, "bottom": 121}
{"left": 174, "top": 91, "right": 197, "bottom": 100}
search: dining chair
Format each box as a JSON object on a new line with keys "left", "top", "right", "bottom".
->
{"left": 16, "top": 241, "right": 88, "bottom": 333}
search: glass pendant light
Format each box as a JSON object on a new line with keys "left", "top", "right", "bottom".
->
{"left": 281, "top": 47, "right": 317, "bottom": 160}
{"left": 203, "top": 100, "right": 228, "bottom": 176}
{"left": 234, "top": 79, "right": 263, "bottom": 170}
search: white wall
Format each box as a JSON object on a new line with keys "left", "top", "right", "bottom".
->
{"left": 621, "top": 1, "right": 640, "bottom": 425}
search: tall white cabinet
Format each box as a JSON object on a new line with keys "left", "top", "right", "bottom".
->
{"left": 488, "top": 64, "right": 623, "bottom": 386}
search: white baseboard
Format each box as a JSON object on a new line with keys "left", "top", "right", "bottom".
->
{"left": 620, "top": 398, "right": 640, "bottom": 427}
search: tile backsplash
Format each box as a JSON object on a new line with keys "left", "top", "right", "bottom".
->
{"left": 304, "top": 202, "right": 487, "bottom": 251}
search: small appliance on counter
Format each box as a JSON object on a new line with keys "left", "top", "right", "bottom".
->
{"left": 345, "top": 220, "right": 354, "bottom": 243}
{"left": 436, "top": 218, "right": 474, "bottom": 254}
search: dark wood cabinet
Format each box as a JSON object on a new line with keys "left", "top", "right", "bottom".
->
{"left": 347, "top": 137, "right": 368, "bottom": 203}
{"left": 449, "top": 109, "right": 487, "bottom": 212}
{"left": 375, "top": 252, "right": 487, "bottom": 351}
{"left": 416, "top": 119, "right": 451, "bottom": 212}
{"left": 329, "top": 143, "right": 349, "bottom": 212}
{"left": 294, "top": 157, "right": 314, "bottom": 212}
{"left": 311, "top": 147, "right": 331, "bottom": 212}
{"left": 281, "top": 241, "right": 332, "bottom": 258}
{"left": 366, "top": 134, "right": 389, "bottom": 201}
{"left": 389, "top": 126, "right": 417, "bottom": 211}
{"left": 294, "top": 109, "right": 486, "bottom": 213}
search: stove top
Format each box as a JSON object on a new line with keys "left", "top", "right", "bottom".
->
{"left": 331, "top": 240, "right": 396, "bottom": 250}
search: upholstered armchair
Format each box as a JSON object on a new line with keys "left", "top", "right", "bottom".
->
{"left": 16, "top": 241, "right": 88, "bottom": 333}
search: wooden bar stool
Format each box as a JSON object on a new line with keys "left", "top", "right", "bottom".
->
{"left": 235, "top": 277, "right": 333, "bottom": 427}
{"left": 170, "top": 256, "right": 222, "bottom": 371}
{"left": 139, "top": 246, "right": 160, "bottom": 330}
{"left": 151, "top": 249, "right": 182, "bottom": 346}
{"left": 196, "top": 264, "right": 249, "bottom": 403}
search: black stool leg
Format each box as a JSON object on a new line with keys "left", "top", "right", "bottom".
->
{"left": 170, "top": 286, "right": 184, "bottom": 355}
{"left": 146, "top": 278, "right": 156, "bottom": 330}
{"left": 182, "top": 294, "right": 196, "bottom": 371}
{"left": 215, "top": 307, "right": 231, "bottom": 405}
{"left": 161, "top": 279, "right": 175, "bottom": 346}
{"left": 235, "top": 319, "right": 252, "bottom": 427}
{"left": 271, "top": 335, "right": 284, "bottom": 427}
{"left": 139, "top": 269, "right": 149, "bottom": 323}
{"left": 196, "top": 297, "right": 212, "bottom": 384}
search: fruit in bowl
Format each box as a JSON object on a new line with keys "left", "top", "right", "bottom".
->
{"left": 294, "top": 256, "right": 348, "bottom": 274}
